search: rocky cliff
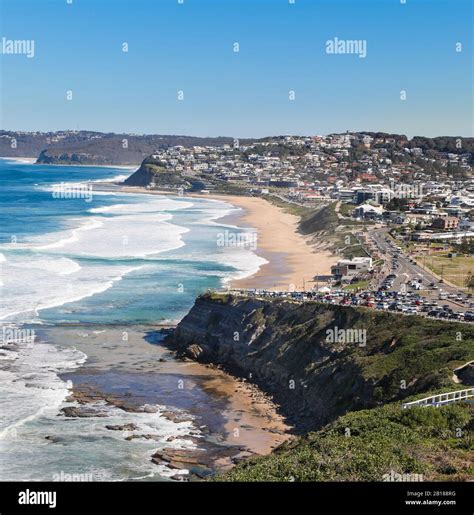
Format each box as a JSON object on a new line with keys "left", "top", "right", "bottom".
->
{"left": 1, "top": 130, "right": 251, "bottom": 164}
{"left": 123, "top": 157, "right": 190, "bottom": 188}
{"left": 37, "top": 150, "right": 114, "bottom": 166}
{"left": 164, "top": 293, "right": 474, "bottom": 431}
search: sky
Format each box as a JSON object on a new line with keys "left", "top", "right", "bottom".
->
{"left": 0, "top": 0, "right": 472, "bottom": 138}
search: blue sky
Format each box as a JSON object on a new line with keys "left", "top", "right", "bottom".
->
{"left": 0, "top": 0, "right": 472, "bottom": 138}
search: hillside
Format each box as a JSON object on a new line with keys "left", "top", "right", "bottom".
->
{"left": 163, "top": 293, "right": 474, "bottom": 481}
{"left": 218, "top": 401, "right": 473, "bottom": 481}
{"left": 123, "top": 156, "right": 191, "bottom": 188}
{"left": 0, "top": 130, "right": 250, "bottom": 165}
{"left": 299, "top": 203, "right": 339, "bottom": 235}
{"left": 164, "top": 293, "right": 474, "bottom": 431}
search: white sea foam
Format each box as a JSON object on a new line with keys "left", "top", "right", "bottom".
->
{"left": 187, "top": 201, "right": 268, "bottom": 283}
{"left": 88, "top": 198, "right": 193, "bottom": 214}
{"left": 216, "top": 249, "right": 268, "bottom": 283}
{"left": 0, "top": 333, "right": 87, "bottom": 439}
{"left": 90, "top": 174, "right": 130, "bottom": 183}
{"left": 36, "top": 214, "right": 188, "bottom": 258}
{"left": 0, "top": 195, "right": 196, "bottom": 320}
{"left": 37, "top": 218, "right": 105, "bottom": 250}
{"left": 0, "top": 166, "right": 270, "bottom": 481}
{"left": 36, "top": 182, "right": 120, "bottom": 197}
{"left": 0, "top": 257, "right": 143, "bottom": 322}
{"left": 10, "top": 257, "right": 82, "bottom": 276}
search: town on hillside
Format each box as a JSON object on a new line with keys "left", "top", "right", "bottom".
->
{"left": 126, "top": 132, "right": 474, "bottom": 322}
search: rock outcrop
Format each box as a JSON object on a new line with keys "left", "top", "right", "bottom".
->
{"left": 123, "top": 157, "right": 190, "bottom": 188}
{"left": 164, "top": 293, "right": 474, "bottom": 432}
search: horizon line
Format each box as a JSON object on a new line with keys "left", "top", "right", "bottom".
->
{"left": 1, "top": 128, "right": 473, "bottom": 141}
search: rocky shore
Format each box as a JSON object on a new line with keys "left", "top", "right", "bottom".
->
{"left": 47, "top": 324, "right": 291, "bottom": 481}
{"left": 163, "top": 292, "right": 474, "bottom": 433}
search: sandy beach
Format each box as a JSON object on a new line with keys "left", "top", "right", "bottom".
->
{"left": 213, "top": 194, "right": 337, "bottom": 291}
{"left": 44, "top": 324, "right": 290, "bottom": 476}
{"left": 119, "top": 186, "right": 337, "bottom": 291}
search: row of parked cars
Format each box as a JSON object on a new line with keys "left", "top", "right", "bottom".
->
{"left": 231, "top": 287, "right": 473, "bottom": 323}
{"left": 380, "top": 273, "right": 397, "bottom": 291}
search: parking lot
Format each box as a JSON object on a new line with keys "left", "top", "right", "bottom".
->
{"left": 225, "top": 287, "right": 474, "bottom": 323}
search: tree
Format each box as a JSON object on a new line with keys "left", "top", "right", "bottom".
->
{"left": 466, "top": 272, "right": 474, "bottom": 290}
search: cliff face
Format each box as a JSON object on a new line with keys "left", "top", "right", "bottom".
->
{"left": 0, "top": 130, "right": 249, "bottom": 164}
{"left": 164, "top": 293, "right": 474, "bottom": 431}
{"left": 122, "top": 163, "right": 156, "bottom": 186}
{"left": 37, "top": 150, "right": 113, "bottom": 165}
{"left": 123, "top": 158, "right": 189, "bottom": 188}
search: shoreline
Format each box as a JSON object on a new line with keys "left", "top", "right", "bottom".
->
{"left": 0, "top": 156, "right": 37, "bottom": 164}
{"left": 118, "top": 186, "right": 337, "bottom": 291}
{"left": 0, "top": 157, "right": 138, "bottom": 169}
{"left": 43, "top": 324, "right": 291, "bottom": 479}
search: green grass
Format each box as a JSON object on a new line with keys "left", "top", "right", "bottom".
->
{"left": 343, "top": 280, "right": 370, "bottom": 291}
{"left": 299, "top": 203, "right": 339, "bottom": 234}
{"left": 329, "top": 231, "right": 370, "bottom": 259}
{"left": 188, "top": 294, "right": 474, "bottom": 482}
{"left": 421, "top": 253, "right": 474, "bottom": 289}
{"left": 143, "top": 164, "right": 186, "bottom": 186}
{"left": 339, "top": 202, "right": 357, "bottom": 217}
{"left": 263, "top": 195, "right": 312, "bottom": 217}
{"left": 200, "top": 293, "right": 474, "bottom": 412}
{"left": 215, "top": 402, "right": 473, "bottom": 481}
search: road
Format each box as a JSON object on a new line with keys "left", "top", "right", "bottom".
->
{"left": 370, "top": 228, "right": 471, "bottom": 314}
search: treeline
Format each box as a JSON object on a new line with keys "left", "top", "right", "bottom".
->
{"left": 410, "top": 136, "right": 474, "bottom": 154}
{"left": 0, "top": 130, "right": 259, "bottom": 165}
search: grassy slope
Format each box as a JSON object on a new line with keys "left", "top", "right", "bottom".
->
{"left": 299, "top": 203, "right": 339, "bottom": 234}
{"left": 193, "top": 294, "right": 474, "bottom": 481}
{"left": 142, "top": 163, "right": 186, "bottom": 186}
{"left": 201, "top": 294, "right": 474, "bottom": 414}
{"left": 423, "top": 253, "right": 473, "bottom": 289}
{"left": 217, "top": 402, "right": 473, "bottom": 481}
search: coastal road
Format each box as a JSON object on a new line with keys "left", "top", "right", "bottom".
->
{"left": 370, "top": 228, "right": 470, "bottom": 313}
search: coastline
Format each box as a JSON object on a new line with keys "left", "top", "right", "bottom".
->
{"left": 45, "top": 324, "right": 291, "bottom": 479}
{"left": 0, "top": 156, "right": 37, "bottom": 164}
{"left": 0, "top": 159, "right": 292, "bottom": 481}
{"left": 212, "top": 194, "right": 337, "bottom": 291}
{"left": 118, "top": 186, "right": 337, "bottom": 291}
{"left": 0, "top": 157, "right": 138, "bottom": 169}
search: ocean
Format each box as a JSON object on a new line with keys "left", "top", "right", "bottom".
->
{"left": 0, "top": 159, "right": 267, "bottom": 481}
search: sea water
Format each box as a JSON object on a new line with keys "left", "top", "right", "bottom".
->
{"left": 0, "top": 159, "right": 266, "bottom": 480}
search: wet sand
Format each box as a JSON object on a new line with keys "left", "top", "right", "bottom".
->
{"left": 215, "top": 195, "right": 337, "bottom": 290}
{"left": 119, "top": 186, "right": 337, "bottom": 291}
{"left": 41, "top": 324, "right": 291, "bottom": 477}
